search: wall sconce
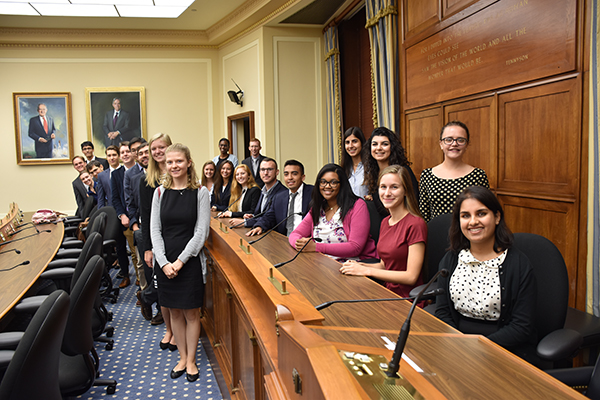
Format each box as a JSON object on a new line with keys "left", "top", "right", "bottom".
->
{"left": 227, "top": 79, "right": 244, "bottom": 107}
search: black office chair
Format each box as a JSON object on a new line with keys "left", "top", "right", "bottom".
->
{"left": 547, "top": 355, "right": 600, "bottom": 399}
{"left": 56, "top": 212, "right": 106, "bottom": 255}
{"left": 365, "top": 199, "right": 383, "bottom": 245}
{"left": 59, "top": 255, "right": 117, "bottom": 396}
{"left": 0, "top": 290, "right": 69, "bottom": 400}
{"left": 63, "top": 195, "right": 97, "bottom": 239}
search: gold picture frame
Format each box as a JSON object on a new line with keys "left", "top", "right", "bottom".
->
{"left": 13, "top": 92, "right": 74, "bottom": 165}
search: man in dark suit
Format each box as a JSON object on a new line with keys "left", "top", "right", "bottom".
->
{"left": 96, "top": 145, "right": 120, "bottom": 208}
{"left": 71, "top": 155, "right": 88, "bottom": 216}
{"left": 241, "top": 138, "right": 266, "bottom": 187}
{"left": 103, "top": 97, "right": 131, "bottom": 147}
{"left": 81, "top": 141, "right": 109, "bottom": 170}
{"left": 246, "top": 160, "right": 313, "bottom": 236}
{"left": 28, "top": 103, "right": 56, "bottom": 158}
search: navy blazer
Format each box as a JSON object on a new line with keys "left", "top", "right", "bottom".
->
{"left": 254, "top": 184, "right": 314, "bottom": 235}
{"left": 124, "top": 164, "right": 144, "bottom": 225}
{"left": 110, "top": 166, "right": 127, "bottom": 218}
{"left": 242, "top": 155, "right": 266, "bottom": 188}
{"left": 96, "top": 169, "right": 112, "bottom": 208}
{"left": 245, "top": 180, "right": 287, "bottom": 228}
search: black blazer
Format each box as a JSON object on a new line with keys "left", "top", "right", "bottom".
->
{"left": 242, "top": 155, "right": 266, "bottom": 188}
{"left": 229, "top": 186, "right": 261, "bottom": 218}
{"left": 211, "top": 180, "right": 232, "bottom": 211}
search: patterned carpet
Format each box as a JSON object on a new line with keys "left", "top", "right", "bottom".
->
{"left": 78, "top": 269, "right": 223, "bottom": 400}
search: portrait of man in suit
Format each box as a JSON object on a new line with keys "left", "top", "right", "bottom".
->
{"left": 103, "top": 97, "right": 131, "bottom": 147}
{"left": 28, "top": 103, "right": 56, "bottom": 158}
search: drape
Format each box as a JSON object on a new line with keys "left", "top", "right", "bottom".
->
{"left": 324, "top": 26, "right": 342, "bottom": 163}
{"left": 590, "top": 0, "right": 600, "bottom": 315}
{"left": 365, "top": 0, "right": 398, "bottom": 132}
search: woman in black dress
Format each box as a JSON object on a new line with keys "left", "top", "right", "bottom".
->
{"left": 150, "top": 143, "right": 210, "bottom": 382}
{"left": 210, "top": 160, "right": 233, "bottom": 211}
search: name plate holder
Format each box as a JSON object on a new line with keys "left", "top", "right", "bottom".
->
{"left": 268, "top": 267, "right": 289, "bottom": 295}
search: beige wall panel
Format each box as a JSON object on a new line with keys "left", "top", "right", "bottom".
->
{"left": 273, "top": 37, "right": 322, "bottom": 183}
{"left": 0, "top": 53, "right": 216, "bottom": 214}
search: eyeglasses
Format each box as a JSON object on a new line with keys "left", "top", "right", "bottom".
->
{"left": 441, "top": 137, "right": 468, "bottom": 146}
{"left": 260, "top": 167, "right": 275, "bottom": 172}
{"left": 319, "top": 179, "right": 340, "bottom": 188}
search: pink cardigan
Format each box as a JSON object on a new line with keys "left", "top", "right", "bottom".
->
{"left": 289, "top": 199, "right": 378, "bottom": 260}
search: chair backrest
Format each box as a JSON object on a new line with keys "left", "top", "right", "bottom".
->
{"left": 71, "top": 232, "right": 103, "bottom": 288}
{"left": 586, "top": 355, "right": 600, "bottom": 399}
{"left": 94, "top": 206, "right": 122, "bottom": 242}
{"left": 0, "top": 290, "right": 69, "bottom": 400}
{"left": 512, "top": 233, "right": 569, "bottom": 341}
{"left": 365, "top": 199, "right": 382, "bottom": 245}
{"left": 86, "top": 210, "right": 107, "bottom": 239}
{"left": 425, "top": 213, "right": 452, "bottom": 282}
{"left": 79, "top": 195, "right": 97, "bottom": 220}
{"left": 62, "top": 255, "right": 104, "bottom": 357}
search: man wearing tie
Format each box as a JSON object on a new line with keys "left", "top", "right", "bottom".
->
{"left": 28, "top": 103, "right": 56, "bottom": 158}
{"left": 241, "top": 138, "right": 266, "bottom": 187}
{"left": 103, "top": 97, "right": 130, "bottom": 147}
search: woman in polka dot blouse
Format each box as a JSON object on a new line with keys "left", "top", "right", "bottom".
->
{"left": 418, "top": 121, "right": 489, "bottom": 222}
{"left": 435, "top": 186, "right": 537, "bottom": 362}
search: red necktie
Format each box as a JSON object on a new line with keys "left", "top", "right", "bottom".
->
{"left": 43, "top": 117, "right": 48, "bottom": 134}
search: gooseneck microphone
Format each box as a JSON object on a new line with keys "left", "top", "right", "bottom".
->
{"left": 215, "top": 189, "right": 247, "bottom": 218}
{"left": 0, "top": 230, "right": 51, "bottom": 248}
{"left": 314, "top": 288, "right": 445, "bottom": 311}
{"left": 273, "top": 238, "right": 322, "bottom": 268}
{"left": 248, "top": 212, "right": 302, "bottom": 244}
{"left": 0, "top": 260, "right": 30, "bottom": 272}
{"left": 386, "top": 268, "right": 448, "bottom": 378}
{"left": 0, "top": 248, "right": 21, "bottom": 255}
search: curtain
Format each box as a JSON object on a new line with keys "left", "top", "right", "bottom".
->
{"left": 365, "top": 0, "right": 398, "bottom": 132}
{"left": 324, "top": 26, "right": 342, "bottom": 163}
{"left": 590, "top": 0, "right": 600, "bottom": 315}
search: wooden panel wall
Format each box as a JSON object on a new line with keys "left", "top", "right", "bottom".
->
{"left": 400, "top": 0, "right": 589, "bottom": 308}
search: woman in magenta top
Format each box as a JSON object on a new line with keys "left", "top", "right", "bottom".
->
{"left": 289, "top": 163, "right": 377, "bottom": 261}
{"left": 340, "top": 165, "right": 427, "bottom": 300}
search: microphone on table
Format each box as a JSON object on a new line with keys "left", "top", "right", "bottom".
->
{"left": 231, "top": 206, "right": 271, "bottom": 229}
{"left": 248, "top": 212, "right": 302, "bottom": 244}
{"left": 314, "top": 288, "right": 445, "bottom": 311}
{"left": 215, "top": 189, "right": 246, "bottom": 219}
{"left": 9, "top": 224, "right": 35, "bottom": 236}
{"left": 0, "top": 230, "right": 51, "bottom": 247}
{"left": 14, "top": 221, "right": 33, "bottom": 229}
{"left": 0, "top": 248, "right": 21, "bottom": 255}
{"left": 273, "top": 238, "right": 322, "bottom": 268}
{"left": 385, "top": 268, "right": 448, "bottom": 378}
{"left": 0, "top": 260, "right": 30, "bottom": 272}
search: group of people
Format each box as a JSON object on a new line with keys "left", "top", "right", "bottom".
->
{"left": 67, "top": 119, "right": 537, "bottom": 379}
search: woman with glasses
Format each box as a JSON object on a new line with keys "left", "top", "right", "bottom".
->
{"left": 288, "top": 163, "right": 377, "bottom": 261}
{"left": 419, "top": 121, "right": 489, "bottom": 222}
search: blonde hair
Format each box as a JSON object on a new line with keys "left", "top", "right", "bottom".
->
{"left": 162, "top": 143, "right": 200, "bottom": 190}
{"left": 229, "top": 164, "right": 258, "bottom": 212}
{"left": 378, "top": 165, "right": 422, "bottom": 218}
{"left": 146, "top": 133, "right": 172, "bottom": 188}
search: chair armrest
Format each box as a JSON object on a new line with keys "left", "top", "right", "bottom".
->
{"left": 14, "top": 295, "right": 47, "bottom": 314}
{"left": 53, "top": 248, "right": 82, "bottom": 259}
{"left": 103, "top": 239, "right": 116, "bottom": 248}
{"left": 0, "top": 350, "right": 15, "bottom": 371}
{"left": 40, "top": 267, "right": 75, "bottom": 281}
{"left": 546, "top": 366, "right": 594, "bottom": 387}
{"left": 0, "top": 332, "right": 24, "bottom": 350}
{"left": 60, "top": 240, "right": 83, "bottom": 249}
{"left": 409, "top": 282, "right": 440, "bottom": 300}
{"left": 537, "top": 328, "right": 582, "bottom": 361}
{"left": 45, "top": 258, "right": 78, "bottom": 270}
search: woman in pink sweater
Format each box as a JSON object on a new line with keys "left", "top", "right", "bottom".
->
{"left": 289, "top": 163, "right": 377, "bottom": 261}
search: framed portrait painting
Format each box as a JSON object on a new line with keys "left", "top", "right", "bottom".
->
{"left": 85, "top": 87, "right": 146, "bottom": 154}
{"left": 13, "top": 92, "right": 74, "bottom": 165}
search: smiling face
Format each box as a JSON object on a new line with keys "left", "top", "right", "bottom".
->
{"left": 459, "top": 198, "right": 500, "bottom": 247}
{"left": 284, "top": 165, "right": 305, "bottom": 192}
{"left": 106, "top": 149, "right": 120, "bottom": 169}
{"left": 345, "top": 134, "right": 362, "bottom": 158}
{"left": 119, "top": 145, "right": 132, "bottom": 165}
{"left": 166, "top": 150, "right": 191, "bottom": 181}
{"left": 204, "top": 164, "right": 215, "bottom": 179}
{"left": 219, "top": 140, "right": 230, "bottom": 155}
{"left": 137, "top": 145, "right": 149, "bottom": 168}
{"left": 378, "top": 172, "right": 406, "bottom": 212}
{"left": 260, "top": 160, "right": 278, "bottom": 186}
{"left": 235, "top": 166, "right": 249, "bottom": 186}
{"left": 72, "top": 157, "right": 86, "bottom": 173}
{"left": 37, "top": 104, "right": 47, "bottom": 117}
{"left": 80, "top": 172, "right": 93, "bottom": 187}
{"left": 82, "top": 145, "right": 94, "bottom": 160}
{"left": 319, "top": 171, "right": 341, "bottom": 204}
{"left": 248, "top": 140, "right": 261, "bottom": 157}
{"left": 150, "top": 139, "right": 168, "bottom": 164}
{"left": 220, "top": 163, "right": 232, "bottom": 180}
{"left": 371, "top": 135, "right": 391, "bottom": 162}
{"left": 440, "top": 125, "right": 469, "bottom": 161}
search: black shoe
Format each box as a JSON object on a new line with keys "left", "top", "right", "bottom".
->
{"left": 168, "top": 343, "right": 177, "bottom": 352}
{"left": 151, "top": 311, "right": 164, "bottom": 325}
{"left": 159, "top": 341, "right": 169, "bottom": 350}
{"left": 170, "top": 368, "right": 186, "bottom": 379}
{"left": 136, "top": 291, "right": 152, "bottom": 321}
{"left": 186, "top": 368, "right": 199, "bottom": 382}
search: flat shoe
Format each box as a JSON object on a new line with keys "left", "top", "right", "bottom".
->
{"left": 170, "top": 368, "right": 186, "bottom": 379}
{"left": 159, "top": 341, "right": 169, "bottom": 350}
{"left": 168, "top": 343, "right": 177, "bottom": 352}
{"left": 186, "top": 371, "right": 199, "bottom": 382}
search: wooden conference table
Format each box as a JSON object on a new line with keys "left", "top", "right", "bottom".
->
{"left": 202, "top": 215, "right": 586, "bottom": 400}
{"left": 0, "top": 206, "right": 64, "bottom": 320}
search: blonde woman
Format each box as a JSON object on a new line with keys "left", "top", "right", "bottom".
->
{"left": 150, "top": 143, "right": 210, "bottom": 382}
{"left": 219, "top": 164, "right": 261, "bottom": 218}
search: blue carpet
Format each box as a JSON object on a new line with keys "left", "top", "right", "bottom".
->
{"left": 78, "top": 268, "right": 223, "bottom": 399}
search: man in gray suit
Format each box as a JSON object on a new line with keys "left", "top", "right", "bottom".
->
{"left": 28, "top": 103, "right": 56, "bottom": 158}
{"left": 102, "top": 97, "right": 130, "bottom": 147}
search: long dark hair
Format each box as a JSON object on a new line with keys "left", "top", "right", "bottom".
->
{"left": 213, "top": 160, "right": 234, "bottom": 205}
{"left": 363, "top": 127, "right": 411, "bottom": 195}
{"left": 341, "top": 127, "right": 366, "bottom": 177}
{"left": 310, "top": 163, "right": 359, "bottom": 225}
{"left": 449, "top": 186, "right": 513, "bottom": 253}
